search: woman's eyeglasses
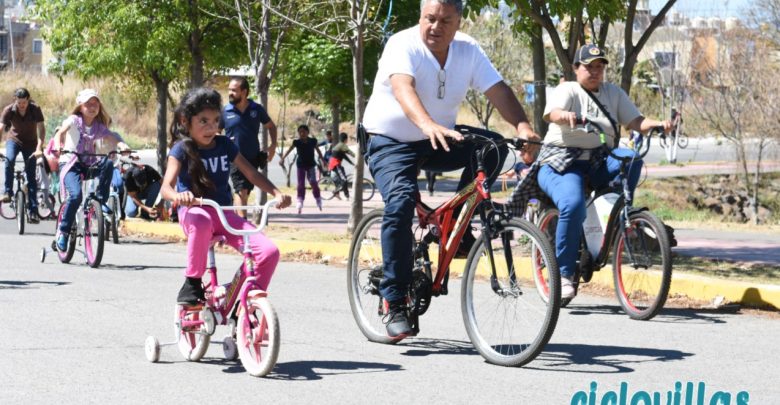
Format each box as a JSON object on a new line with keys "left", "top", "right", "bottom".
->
{"left": 437, "top": 69, "right": 446, "bottom": 99}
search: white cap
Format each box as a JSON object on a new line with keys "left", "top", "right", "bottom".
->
{"left": 76, "top": 88, "right": 100, "bottom": 105}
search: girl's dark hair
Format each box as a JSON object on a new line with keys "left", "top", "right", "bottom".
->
{"left": 168, "top": 87, "right": 222, "bottom": 197}
{"left": 297, "top": 124, "right": 309, "bottom": 132}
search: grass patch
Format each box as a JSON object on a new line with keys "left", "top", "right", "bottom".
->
{"left": 672, "top": 253, "right": 780, "bottom": 284}
{"left": 265, "top": 224, "right": 351, "bottom": 243}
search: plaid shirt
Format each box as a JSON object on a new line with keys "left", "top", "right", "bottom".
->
{"left": 504, "top": 144, "right": 606, "bottom": 216}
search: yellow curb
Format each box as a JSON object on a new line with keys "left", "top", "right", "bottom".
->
{"left": 123, "top": 221, "right": 779, "bottom": 309}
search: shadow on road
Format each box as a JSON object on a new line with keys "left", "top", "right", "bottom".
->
{"left": 97, "top": 264, "right": 182, "bottom": 271}
{"left": 0, "top": 280, "right": 70, "bottom": 289}
{"left": 564, "top": 304, "right": 730, "bottom": 324}
{"left": 199, "top": 359, "right": 403, "bottom": 380}
{"left": 528, "top": 343, "right": 694, "bottom": 374}
{"left": 400, "top": 338, "right": 478, "bottom": 358}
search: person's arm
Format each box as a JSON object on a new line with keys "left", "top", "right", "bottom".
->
{"left": 314, "top": 140, "right": 325, "bottom": 162}
{"left": 279, "top": 142, "right": 293, "bottom": 164}
{"left": 265, "top": 120, "right": 278, "bottom": 161}
{"left": 389, "top": 73, "right": 463, "bottom": 151}
{"left": 126, "top": 190, "right": 149, "bottom": 214}
{"left": 160, "top": 156, "right": 194, "bottom": 206}
{"left": 55, "top": 122, "right": 71, "bottom": 150}
{"left": 483, "top": 81, "right": 540, "bottom": 164}
{"left": 35, "top": 122, "right": 45, "bottom": 156}
{"left": 627, "top": 116, "right": 673, "bottom": 134}
{"left": 235, "top": 154, "right": 291, "bottom": 209}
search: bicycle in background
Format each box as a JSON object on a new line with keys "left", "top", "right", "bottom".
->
{"left": 145, "top": 198, "right": 281, "bottom": 377}
{"left": 348, "top": 126, "right": 559, "bottom": 367}
{"left": 0, "top": 153, "right": 38, "bottom": 234}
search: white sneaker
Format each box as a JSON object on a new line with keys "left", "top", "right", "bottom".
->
{"left": 296, "top": 201, "right": 303, "bottom": 215}
{"left": 561, "top": 276, "right": 576, "bottom": 300}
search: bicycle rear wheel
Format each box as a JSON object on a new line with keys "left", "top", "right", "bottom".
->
{"left": 533, "top": 208, "right": 559, "bottom": 304}
{"left": 347, "top": 209, "right": 401, "bottom": 344}
{"left": 612, "top": 210, "right": 672, "bottom": 320}
{"left": 318, "top": 177, "right": 338, "bottom": 200}
{"left": 84, "top": 199, "right": 105, "bottom": 268}
{"left": 15, "top": 190, "right": 25, "bottom": 235}
{"left": 0, "top": 200, "right": 15, "bottom": 219}
{"left": 361, "top": 178, "right": 376, "bottom": 201}
{"left": 37, "top": 191, "right": 56, "bottom": 219}
{"left": 175, "top": 305, "right": 211, "bottom": 361}
{"left": 677, "top": 133, "right": 689, "bottom": 149}
{"left": 237, "top": 292, "right": 280, "bottom": 377}
{"left": 461, "top": 217, "right": 560, "bottom": 367}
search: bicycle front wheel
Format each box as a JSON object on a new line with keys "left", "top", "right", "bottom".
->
{"left": 84, "top": 199, "right": 105, "bottom": 268}
{"left": 461, "top": 218, "right": 560, "bottom": 367}
{"left": 361, "top": 178, "right": 376, "bottom": 201}
{"left": 15, "top": 190, "right": 25, "bottom": 235}
{"left": 237, "top": 293, "right": 280, "bottom": 377}
{"left": 0, "top": 200, "right": 15, "bottom": 219}
{"left": 347, "top": 209, "right": 400, "bottom": 344}
{"left": 55, "top": 204, "right": 76, "bottom": 263}
{"left": 677, "top": 133, "right": 689, "bottom": 149}
{"left": 612, "top": 210, "right": 672, "bottom": 320}
{"left": 106, "top": 195, "right": 119, "bottom": 244}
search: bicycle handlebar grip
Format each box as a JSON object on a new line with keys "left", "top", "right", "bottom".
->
{"left": 197, "top": 198, "right": 279, "bottom": 236}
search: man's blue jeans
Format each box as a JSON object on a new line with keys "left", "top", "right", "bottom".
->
{"left": 58, "top": 158, "right": 114, "bottom": 233}
{"left": 4, "top": 141, "right": 37, "bottom": 211}
{"left": 367, "top": 134, "right": 508, "bottom": 303}
{"left": 125, "top": 181, "right": 162, "bottom": 219}
{"left": 537, "top": 148, "right": 643, "bottom": 278}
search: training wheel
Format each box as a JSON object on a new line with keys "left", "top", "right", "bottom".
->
{"left": 145, "top": 336, "right": 161, "bottom": 363}
{"left": 40, "top": 247, "right": 46, "bottom": 263}
{"left": 223, "top": 335, "right": 238, "bottom": 360}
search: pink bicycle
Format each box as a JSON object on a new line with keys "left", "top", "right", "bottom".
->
{"left": 145, "top": 198, "right": 281, "bottom": 377}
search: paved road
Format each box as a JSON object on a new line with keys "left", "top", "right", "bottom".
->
{"left": 1, "top": 220, "right": 778, "bottom": 403}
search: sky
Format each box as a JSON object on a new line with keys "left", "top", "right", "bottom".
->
{"left": 649, "top": 0, "right": 751, "bottom": 18}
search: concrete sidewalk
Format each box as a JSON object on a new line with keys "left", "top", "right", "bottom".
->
{"left": 123, "top": 183, "right": 780, "bottom": 310}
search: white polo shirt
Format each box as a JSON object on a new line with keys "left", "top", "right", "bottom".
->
{"left": 363, "top": 26, "right": 502, "bottom": 142}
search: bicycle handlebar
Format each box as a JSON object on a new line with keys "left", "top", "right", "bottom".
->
{"left": 453, "top": 125, "right": 543, "bottom": 150}
{"left": 196, "top": 198, "right": 278, "bottom": 236}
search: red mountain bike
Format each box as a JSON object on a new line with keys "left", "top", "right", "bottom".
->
{"left": 347, "top": 126, "right": 560, "bottom": 367}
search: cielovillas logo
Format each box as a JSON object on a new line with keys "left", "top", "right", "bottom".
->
{"left": 570, "top": 381, "right": 749, "bottom": 405}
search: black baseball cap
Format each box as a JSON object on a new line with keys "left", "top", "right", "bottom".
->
{"left": 574, "top": 44, "right": 609, "bottom": 65}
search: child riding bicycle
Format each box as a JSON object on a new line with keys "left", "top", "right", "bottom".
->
{"left": 327, "top": 132, "right": 355, "bottom": 198}
{"left": 54, "top": 89, "right": 130, "bottom": 251}
{"left": 160, "top": 87, "right": 291, "bottom": 306}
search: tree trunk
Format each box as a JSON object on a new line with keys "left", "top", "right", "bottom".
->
{"left": 187, "top": 0, "right": 204, "bottom": 87}
{"left": 348, "top": 5, "right": 366, "bottom": 233}
{"left": 531, "top": 24, "right": 548, "bottom": 138}
{"left": 153, "top": 75, "right": 170, "bottom": 174}
{"left": 331, "top": 101, "right": 340, "bottom": 137}
{"left": 253, "top": 7, "right": 274, "bottom": 209}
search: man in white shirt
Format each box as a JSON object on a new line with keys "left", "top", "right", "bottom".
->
{"left": 362, "top": 0, "right": 538, "bottom": 340}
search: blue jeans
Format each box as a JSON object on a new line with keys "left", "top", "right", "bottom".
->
{"left": 58, "top": 158, "right": 114, "bottom": 233}
{"left": 537, "top": 148, "right": 643, "bottom": 278}
{"left": 367, "top": 134, "right": 508, "bottom": 303}
{"left": 125, "top": 181, "right": 161, "bottom": 219}
{"left": 4, "top": 141, "right": 37, "bottom": 211}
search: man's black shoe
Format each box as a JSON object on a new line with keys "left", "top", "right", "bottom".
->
{"left": 27, "top": 212, "right": 40, "bottom": 224}
{"left": 455, "top": 231, "right": 477, "bottom": 258}
{"left": 177, "top": 277, "right": 205, "bottom": 306}
{"left": 385, "top": 300, "right": 412, "bottom": 339}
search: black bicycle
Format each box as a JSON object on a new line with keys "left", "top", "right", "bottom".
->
{"left": 0, "top": 153, "right": 38, "bottom": 234}
{"left": 534, "top": 117, "right": 673, "bottom": 320}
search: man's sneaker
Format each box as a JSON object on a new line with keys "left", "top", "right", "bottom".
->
{"left": 27, "top": 211, "right": 40, "bottom": 224}
{"left": 384, "top": 300, "right": 412, "bottom": 339}
{"left": 296, "top": 200, "right": 303, "bottom": 215}
{"left": 177, "top": 277, "right": 205, "bottom": 306}
{"left": 561, "top": 275, "right": 576, "bottom": 300}
{"left": 1, "top": 193, "right": 10, "bottom": 203}
{"left": 316, "top": 198, "right": 323, "bottom": 211}
{"left": 455, "top": 231, "right": 477, "bottom": 258}
{"left": 56, "top": 233, "right": 69, "bottom": 251}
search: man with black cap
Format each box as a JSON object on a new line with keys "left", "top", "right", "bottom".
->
{"left": 123, "top": 164, "right": 162, "bottom": 220}
{"left": 538, "top": 44, "right": 672, "bottom": 300}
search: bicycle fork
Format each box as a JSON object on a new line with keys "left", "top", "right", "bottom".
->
{"left": 480, "top": 206, "right": 521, "bottom": 297}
